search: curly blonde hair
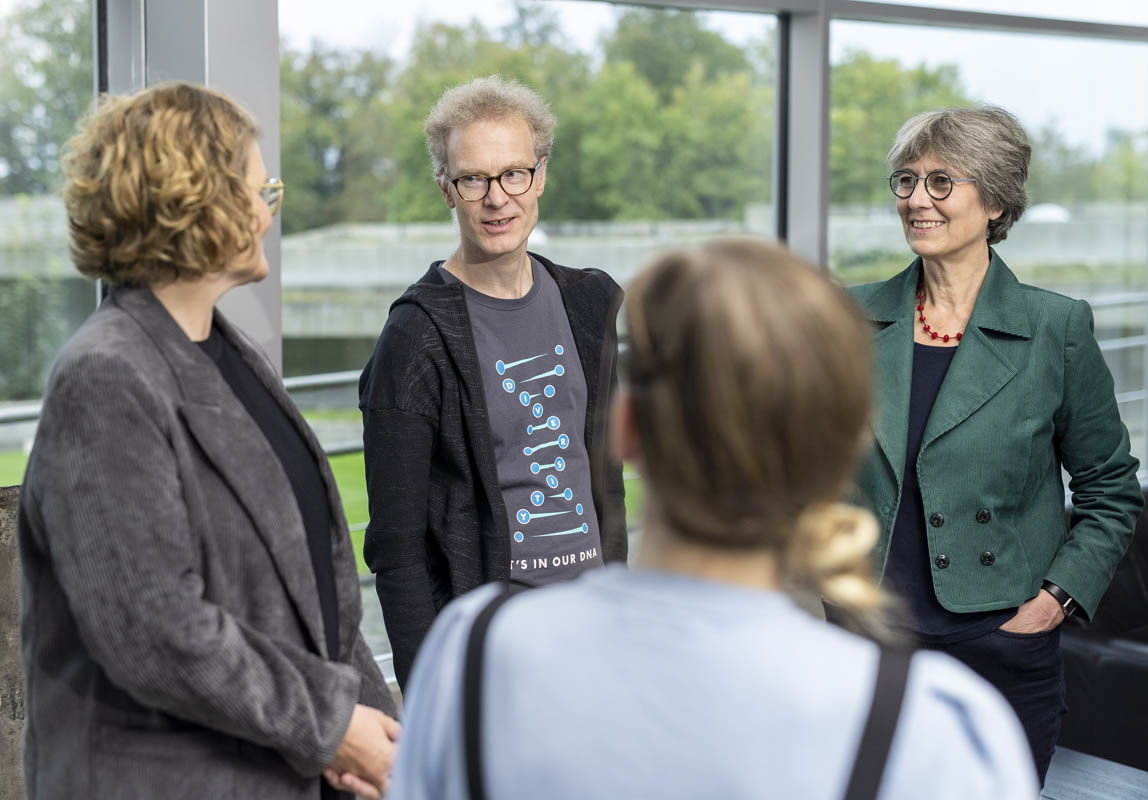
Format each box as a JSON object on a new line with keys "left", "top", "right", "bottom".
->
{"left": 62, "top": 82, "right": 260, "bottom": 287}
{"left": 625, "top": 238, "right": 890, "bottom": 625}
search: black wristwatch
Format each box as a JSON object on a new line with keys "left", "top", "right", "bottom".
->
{"left": 1041, "top": 580, "right": 1078, "bottom": 618}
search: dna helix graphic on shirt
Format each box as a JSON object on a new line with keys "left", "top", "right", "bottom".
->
{"left": 495, "top": 344, "right": 589, "bottom": 543}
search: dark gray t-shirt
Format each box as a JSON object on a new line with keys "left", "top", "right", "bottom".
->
{"left": 439, "top": 259, "right": 603, "bottom": 586}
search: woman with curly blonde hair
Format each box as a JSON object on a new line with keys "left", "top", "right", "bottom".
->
{"left": 389, "top": 238, "right": 1038, "bottom": 800}
{"left": 19, "top": 82, "right": 397, "bottom": 799}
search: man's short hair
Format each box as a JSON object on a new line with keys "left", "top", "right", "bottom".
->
{"left": 424, "top": 75, "right": 556, "bottom": 179}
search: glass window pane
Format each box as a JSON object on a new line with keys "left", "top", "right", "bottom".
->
{"left": 0, "top": 0, "right": 95, "bottom": 486}
{"left": 278, "top": 0, "right": 776, "bottom": 374}
{"left": 846, "top": 0, "right": 1148, "bottom": 26}
{"left": 279, "top": 0, "right": 777, "bottom": 660}
{"left": 829, "top": 20, "right": 1148, "bottom": 468}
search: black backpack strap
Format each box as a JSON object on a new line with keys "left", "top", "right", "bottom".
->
{"left": 842, "top": 647, "right": 914, "bottom": 800}
{"left": 463, "top": 588, "right": 516, "bottom": 800}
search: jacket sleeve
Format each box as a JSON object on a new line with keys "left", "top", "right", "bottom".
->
{"left": 351, "top": 630, "right": 398, "bottom": 718}
{"left": 1047, "top": 299, "right": 1144, "bottom": 618}
{"left": 600, "top": 341, "right": 628, "bottom": 564}
{"left": 386, "top": 585, "right": 503, "bottom": 800}
{"left": 360, "top": 318, "right": 442, "bottom": 690}
{"left": 27, "top": 353, "right": 359, "bottom": 776}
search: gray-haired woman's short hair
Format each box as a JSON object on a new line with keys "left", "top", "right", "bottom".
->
{"left": 424, "top": 75, "right": 557, "bottom": 179}
{"left": 887, "top": 106, "right": 1031, "bottom": 245}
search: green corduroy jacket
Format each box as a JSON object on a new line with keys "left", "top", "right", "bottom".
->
{"left": 849, "top": 248, "right": 1143, "bottom": 620}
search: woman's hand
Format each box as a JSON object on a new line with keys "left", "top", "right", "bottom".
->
{"left": 324, "top": 767, "right": 384, "bottom": 799}
{"left": 997, "top": 589, "right": 1066, "bottom": 634}
{"left": 326, "top": 704, "right": 401, "bottom": 798}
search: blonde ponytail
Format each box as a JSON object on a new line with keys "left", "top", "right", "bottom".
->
{"left": 788, "top": 502, "right": 898, "bottom": 640}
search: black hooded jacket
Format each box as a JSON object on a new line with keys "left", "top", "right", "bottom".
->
{"left": 359, "top": 253, "right": 627, "bottom": 688}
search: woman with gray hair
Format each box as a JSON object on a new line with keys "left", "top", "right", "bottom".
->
{"left": 842, "top": 105, "right": 1142, "bottom": 784}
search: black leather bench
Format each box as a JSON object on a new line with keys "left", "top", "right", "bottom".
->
{"left": 1057, "top": 487, "right": 1148, "bottom": 772}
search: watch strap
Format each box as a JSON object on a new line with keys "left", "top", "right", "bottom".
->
{"left": 1042, "top": 580, "right": 1077, "bottom": 617}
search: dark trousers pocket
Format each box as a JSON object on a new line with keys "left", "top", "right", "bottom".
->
{"left": 928, "top": 626, "right": 1065, "bottom": 785}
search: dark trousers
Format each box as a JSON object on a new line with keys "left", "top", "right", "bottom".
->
{"left": 924, "top": 626, "right": 1066, "bottom": 785}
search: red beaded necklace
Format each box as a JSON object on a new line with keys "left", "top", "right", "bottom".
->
{"left": 916, "top": 280, "right": 962, "bottom": 343}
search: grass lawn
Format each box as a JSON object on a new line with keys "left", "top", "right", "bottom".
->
{"left": 328, "top": 452, "right": 371, "bottom": 574}
{"left": 300, "top": 409, "right": 361, "bottom": 424}
{"left": 0, "top": 450, "right": 28, "bottom": 488}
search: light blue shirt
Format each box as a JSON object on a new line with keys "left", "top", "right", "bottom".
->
{"left": 392, "top": 566, "right": 1038, "bottom": 800}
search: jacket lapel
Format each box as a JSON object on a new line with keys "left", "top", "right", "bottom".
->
{"left": 920, "top": 250, "right": 1030, "bottom": 450}
{"left": 865, "top": 265, "right": 917, "bottom": 488}
{"left": 113, "top": 288, "right": 329, "bottom": 658}
{"left": 179, "top": 403, "right": 329, "bottom": 657}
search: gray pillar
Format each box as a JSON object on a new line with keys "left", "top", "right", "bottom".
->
{"left": 0, "top": 486, "right": 23, "bottom": 800}
{"left": 785, "top": 6, "right": 831, "bottom": 268}
{"left": 138, "top": 0, "right": 283, "bottom": 372}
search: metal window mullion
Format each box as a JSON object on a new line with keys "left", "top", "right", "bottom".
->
{"left": 774, "top": 11, "right": 791, "bottom": 242}
{"left": 1143, "top": 234, "right": 1148, "bottom": 467}
{"left": 784, "top": 6, "right": 832, "bottom": 268}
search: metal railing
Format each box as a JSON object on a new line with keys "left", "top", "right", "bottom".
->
{"left": 5, "top": 298, "right": 1148, "bottom": 457}
{"left": 281, "top": 371, "right": 362, "bottom": 455}
{"left": 282, "top": 370, "right": 360, "bottom": 392}
{"left": 0, "top": 404, "right": 41, "bottom": 425}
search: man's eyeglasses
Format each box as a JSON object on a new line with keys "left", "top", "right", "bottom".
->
{"left": 257, "top": 178, "right": 285, "bottom": 215}
{"left": 888, "top": 169, "right": 976, "bottom": 201}
{"left": 447, "top": 161, "right": 542, "bottom": 202}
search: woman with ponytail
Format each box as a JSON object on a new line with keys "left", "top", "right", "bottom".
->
{"left": 389, "top": 238, "right": 1037, "bottom": 800}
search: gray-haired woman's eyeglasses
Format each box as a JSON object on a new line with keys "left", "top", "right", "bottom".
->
{"left": 888, "top": 169, "right": 977, "bottom": 201}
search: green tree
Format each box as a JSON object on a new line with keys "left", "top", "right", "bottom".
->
{"left": 574, "top": 62, "right": 663, "bottom": 220}
{"left": 1091, "top": 129, "right": 1148, "bottom": 202}
{"left": 603, "top": 8, "right": 751, "bottom": 102}
{"left": 0, "top": 0, "right": 92, "bottom": 194}
{"left": 657, "top": 64, "right": 773, "bottom": 220}
{"left": 279, "top": 43, "right": 393, "bottom": 233}
{"left": 499, "top": 0, "right": 562, "bottom": 48}
{"left": 1027, "top": 123, "right": 1099, "bottom": 205}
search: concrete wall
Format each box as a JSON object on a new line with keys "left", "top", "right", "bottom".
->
{"left": 0, "top": 486, "right": 22, "bottom": 799}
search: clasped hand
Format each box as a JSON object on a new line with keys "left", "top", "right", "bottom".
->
{"left": 324, "top": 704, "right": 401, "bottom": 799}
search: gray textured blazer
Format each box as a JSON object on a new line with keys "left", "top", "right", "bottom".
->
{"left": 18, "top": 287, "right": 395, "bottom": 799}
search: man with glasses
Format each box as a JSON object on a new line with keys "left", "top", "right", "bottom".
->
{"left": 359, "top": 76, "right": 627, "bottom": 689}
